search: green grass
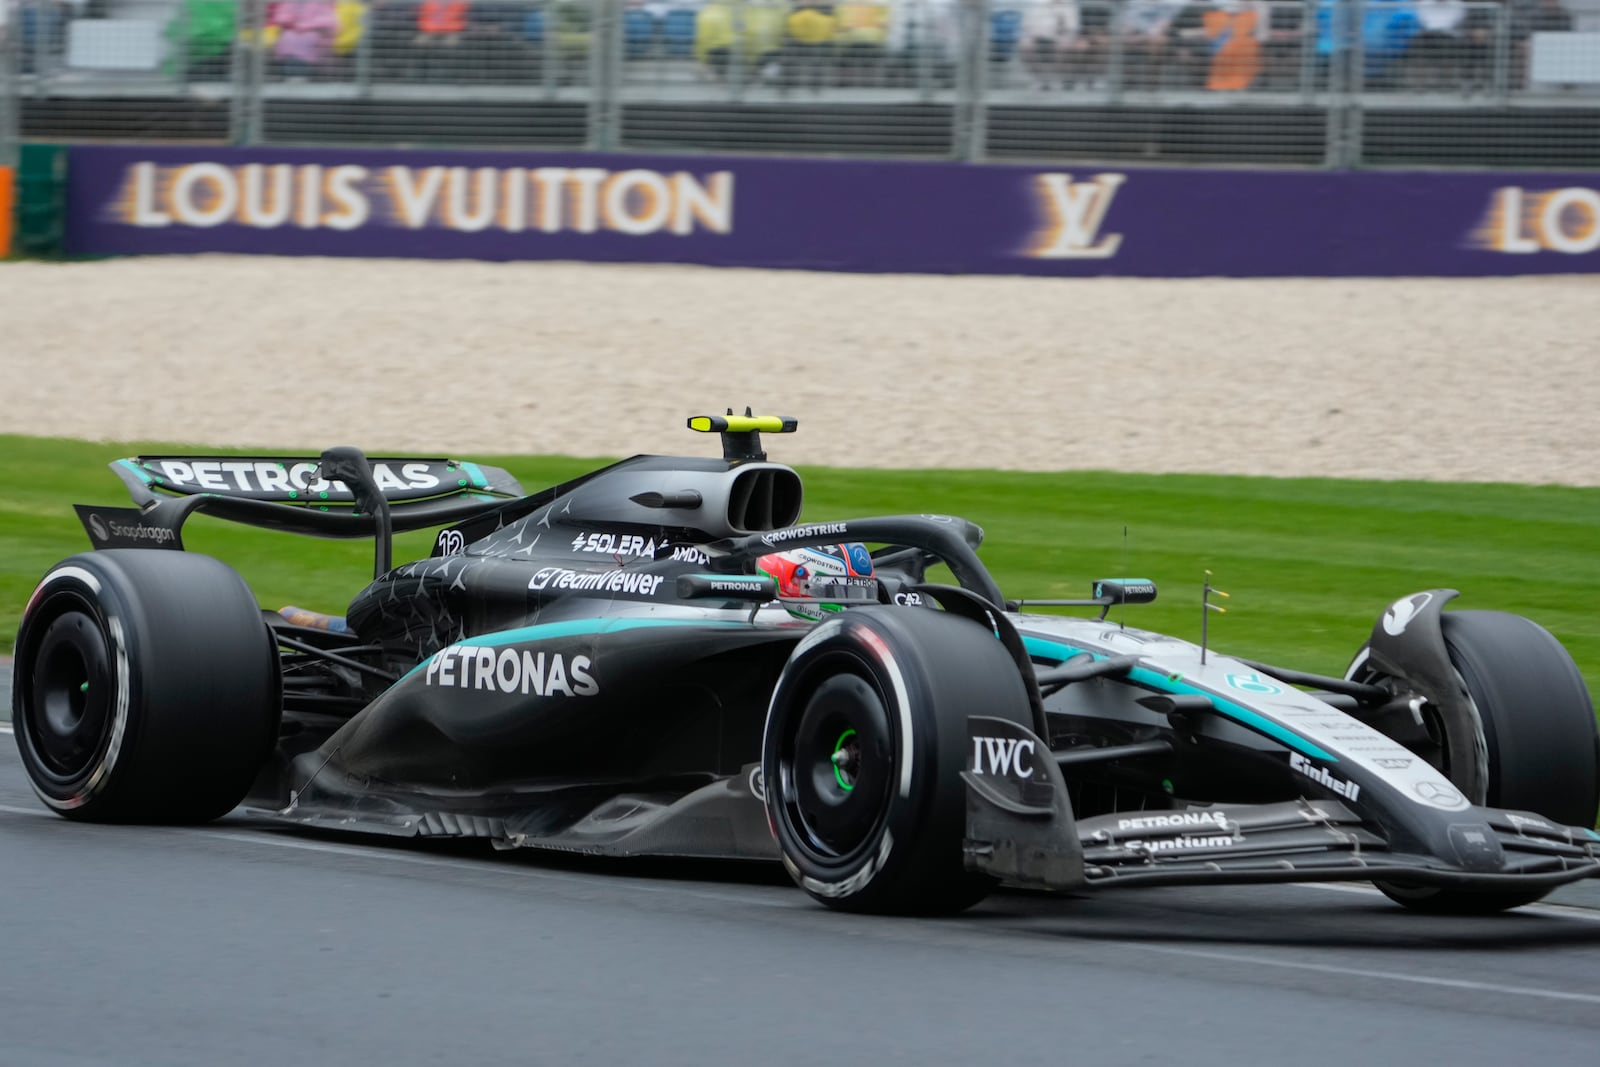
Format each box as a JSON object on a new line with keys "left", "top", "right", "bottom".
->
{"left": 3, "top": 434, "right": 1598, "bottom": 701}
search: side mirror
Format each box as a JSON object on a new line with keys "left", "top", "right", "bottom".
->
{"left": 1091, "top": 578, "right": 1158, "bottom": 606}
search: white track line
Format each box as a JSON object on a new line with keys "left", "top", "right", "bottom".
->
{"left": 0, "top": 722, "right": 11, "bottom": 735}
{"left": 1117, "top": 941, "right": 1600, "bottom": 1006}
{"left": 1294, "top": 877, "right": 1600, "bottom": 924}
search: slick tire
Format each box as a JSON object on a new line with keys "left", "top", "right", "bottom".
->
{"left": 12, "top": 551, "right": 281, "bottom": 823}
{"left": 1367, "top": 610, "right": 1599, "bottom": 914}
{"left": 762, "top": 606, "right": 1036, "bottom": 915}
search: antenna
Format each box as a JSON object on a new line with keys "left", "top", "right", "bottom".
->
{"left": 1200, "top": 570, "right": 1229, "bottom": 665}
{"left": 1119, "top": 525, "right": 1129, "bottom": 630}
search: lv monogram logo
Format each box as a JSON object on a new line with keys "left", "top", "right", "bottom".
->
{"left": 1027, "top": 173, "right": 1126, "bottom": 259}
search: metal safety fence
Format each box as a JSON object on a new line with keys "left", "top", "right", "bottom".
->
{"left": 1, "top": 1, "right": 20, "bottom": 170}
{"left": 3, "top": 0, "right": 1600, "bottom": 166}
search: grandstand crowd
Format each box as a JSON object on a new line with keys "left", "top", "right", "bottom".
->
{"left": 3, "top": 0, "right": 1596, "bottom": 94}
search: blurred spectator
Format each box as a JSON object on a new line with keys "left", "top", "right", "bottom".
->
{"left": 694, "top": 0, "right": 736, "bottom": 78}
{"left": 273, "top": 0, "right": 339, "bottom": 79}
{"left": 1260, "top": 0, "right": 1311, "bottom": 90}
{"left": 620, "top": 1, "right": 660, "bottom": 60}
{"left": 16, "top": 0, "right": 75, "bottom": 74}
{"left": 835, "top": 1, "right": 890, "bottom": 85}
{"left": 170, "top": 0, "right": 237, "bottom": 82}
{"left": 333, "top": 0, "right": 366, "bottom": 73}
{"left": 1118, "top": 0, "right": 1186, "bottom": 88}
{"left": 743, "top": 1, "right": 788, "bottom": 83}
{"left": 1020, "top": 0, "right": 1098, "bottom": 89}
{"left": 236, "top": 1, "right": 281, "bottom": 71}
{"left": 989, "top": 4, "right": 1022, "bottom": 66}
{"left": 1200, "top": 0, "right": 1268, "bottom": 90}
{"left": 661, "top": 3, "right": 699, "bottom": 57}
{"left": 884, "top": 0, "right": 958, "bottom": 86}
{"left": 784, "top": 1, "right": 837, "bottom": 91}
{"left": 1457, "top": 0, "right": 1499, "bottom": 92}
{"left": 416, "top": 0, "right": 470, "bottom": 79}
{"left": 1079, "top": 0, "right": 1115, "bottom": 79}
{"left": 540, "top": 0, "right": 596, "bottom": 84}
{"left": 1168, "top": 1, "right": 1216, "bottom": 86}
{"left": 1315, "top": 0, "right": 1418, "bottom": 89}
{"left": 693, "top": 0, "right": 785, "bottom": 82}
{"left": 466, "top": 0, "right": 533, "bottom": 82}
{"left": 1405, "top": 0, "right": 1466, "bottom": 88}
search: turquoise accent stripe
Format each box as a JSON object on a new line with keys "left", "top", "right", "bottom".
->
{"left": 399, "top": 617, "right": 747, "bottom": 682}
{"left": 1023, "top": 635, "right": 1337, "bottom": 762}
{"left": 458, "top": 617, "right": 744, "bottom": 648}
{"left": 461, "top": 462, "right": 489, "bottom": 489}
{"left": 118, "top": 458, "right": 153, "bottom": 484}
{"left": 1023, "top": 636, "right": 1078, "bottom": 662}
{"left": 690, "top": 574, "right": 767, "bottom": 582}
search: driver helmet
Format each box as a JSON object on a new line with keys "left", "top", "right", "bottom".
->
{"left": 757, "top": 543, "right": 876, "bottom": 621}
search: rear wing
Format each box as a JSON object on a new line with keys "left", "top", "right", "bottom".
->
{"left": 77, "top": 448, "right": 524, "bottom": 577}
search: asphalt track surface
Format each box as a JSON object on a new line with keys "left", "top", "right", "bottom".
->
{"left": 5, "top": 675, "right": 1600, "bottom": 1066}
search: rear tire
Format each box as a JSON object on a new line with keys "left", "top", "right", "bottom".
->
{"left": 1360, "top": 610, "right": 1599, "bottom": 914}
{"left": 12, "top": 551, "right": 281, "bottom": 822}
{"left": 762, "top": 606, "right": 1036, "bottom": 914}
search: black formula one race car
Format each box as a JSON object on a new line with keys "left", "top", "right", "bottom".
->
{"left": 12, "top": 415, "right": 1600, "bottom": 914}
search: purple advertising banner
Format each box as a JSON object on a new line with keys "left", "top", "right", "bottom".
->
{"left": 64, "top": 144, "right": 1600, "bottom": 277}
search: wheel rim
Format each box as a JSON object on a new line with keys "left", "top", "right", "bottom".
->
{"left": 831, "top": 728, "right": 859, "bottom": 793}
{"left": 25, "top": 609, "right": 114, "bottom": 782}
{"left": 1416, "top": 704, "right": 1450, "bottom": 777}
{"left": 780, "top": 667, "right": 893, "bottom": 862}
{"left": 1351, "top": 665, "right": 1462, "bottom": 790}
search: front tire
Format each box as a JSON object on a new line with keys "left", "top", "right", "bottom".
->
{"left": 762, "top": 606, "right": 1036, "bottom": 914}
{"left": 12, "top": 551, "right": 281, "bottom": 822}
{"left": 1358, "top": 610, "right": 1599, "bottom": 913}
{"left": 1439, "top": 611, "right": 1599, "bottom": 825}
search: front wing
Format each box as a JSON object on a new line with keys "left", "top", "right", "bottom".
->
{"left": 963, "top": 716, "right": 1600, "bottom": 894}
